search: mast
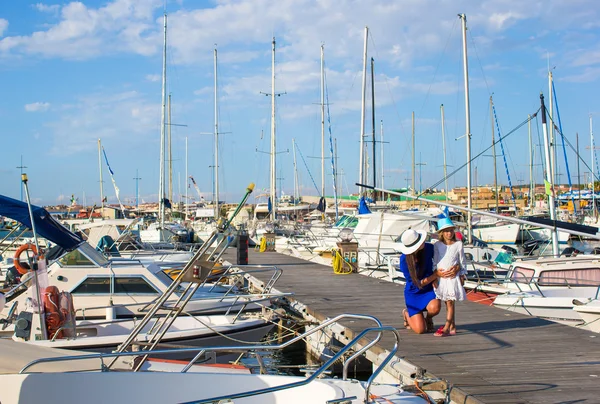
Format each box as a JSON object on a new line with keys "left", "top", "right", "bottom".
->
{"left": 576, "top": 132, "right": 581, "bottom": 212}
{"left": 591, "top": 115, "right": 597, "bottom": 219}
{"left": 214, "top": 46, "right": 220, "bottom": 219}
{"left": 548, "top": 69, "right": 557, "bottom": 185}
{"left": 134, "top": 169, "right": 141, "bottom": 213}
{"left": 293, "top": 138, "right": 298, "bottom": 204}
{"left": 370, "top": 57, "right": 376, "bottom": 195}
{"left": 158, "top": 12, "right": 167, "bottom": 227}
{"left": 320, "top": 44, "right": 325, "bottom": 198}
{"left": 459, "top": 13, "right": 473, "bottom": 244}
{"left": 270, "top": 37, "right": 277, "bottom": 221}
{"left": 528, "top": 114, "right": 533, "bottom": 211}
{"left": 441, "top": 105, "right": 448, "bottom": 201}
{"left": 168, "top": 93, "right": 172, "bottom": 205}
{"left": 412, "top": 111, "right": 415, "bottom": 198}
{"left": 540, "top": 93, "right": 560, "bottom": 256}
{"left": 358, "top": 26, "right": 368, "bottom": 195}
{"left": 185, "top": 137, "right": 188, "bottom": 220}
{"left": 490, "top": 96, "right": 498, "bottom": 212}
{"left": 380, "top": 120, "right": 385, "bottom": 196}
{"left": 98, "top": 138, "right": 104, "bottom": 212}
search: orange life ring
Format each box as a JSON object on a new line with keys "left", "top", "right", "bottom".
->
{"left": 14, "top": 243, "right": 38, "bottom": 275}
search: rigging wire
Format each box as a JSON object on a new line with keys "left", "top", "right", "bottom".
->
{"left": 294, "top": 142, "right": 321, "bottom": 196}
{"left": 419, "top": 109, "right": 540, "bottom": 196}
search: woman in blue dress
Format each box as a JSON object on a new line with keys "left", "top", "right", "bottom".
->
{"left": 398, "top": 229, "right": 459, "bottom": 334}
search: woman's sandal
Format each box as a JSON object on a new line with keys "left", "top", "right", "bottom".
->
{"left": 433, "top": 326, "right": 449, "bottom": 337}
{"left": 425, "top": 316, "right": 434, "bottom": 333}
{"left": 402, "top": 309, "right": 411, "bottom": 329}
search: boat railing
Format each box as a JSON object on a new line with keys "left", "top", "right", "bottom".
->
{"left": 479, "top": 268, "right": 600, "bottom": 298}
{"left": 466, "top": 260, "right": 508, "bottom": 283}
{"left": 358, "top": 247, "right": 397, "bottom": 274}
{"left": 207, "top": 265, "right": 283, "bottom": 295}
{"left": 73, "top": 293, "right": 288, "bottom": 320}
{"left": 20, "top": 313, "right": 397, "bottom": 403}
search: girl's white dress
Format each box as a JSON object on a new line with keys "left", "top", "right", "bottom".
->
{"left": 433, "top": 240, "right": 467, "bottom": 301}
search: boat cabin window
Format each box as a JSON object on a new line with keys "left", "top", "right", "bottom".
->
{"left": 538, "top": 268, "right": 600, "bottom": 286}
{"left": 114, "top": 277, "right": 159, "bottom": 294}
{"left": 511, "top": 267, "right": 535, "bottom": 283}
{"left": 71, "top": 277, "right": 111, "bottom": 294}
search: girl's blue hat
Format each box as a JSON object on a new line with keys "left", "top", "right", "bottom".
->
{"left": 437, "top": 217, "right": 455, "bottom": 232}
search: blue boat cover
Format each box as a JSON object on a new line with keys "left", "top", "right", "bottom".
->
{"left": 358, "top": 196, "right": 371, "bottom": 214}
{"left": 0, "top": 194, "right": 84, "bottom": 251}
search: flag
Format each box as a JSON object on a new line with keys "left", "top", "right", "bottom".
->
{"left": 102, "top": 147, "right": 126, "bottom": 215}
{"left": 163, "top": 198, "right": 172, "bottom": 209}
{"left": 102, "top": 196, "right": 108, "bottom": 203}
{"left": 544, "top": 179, "right": 553, "bottom": 196}
{"left": 70, "top": 194, "right": 77, "bottom": 207}
{"left": 316, "top": 196, "right": 326, "bottom": 213}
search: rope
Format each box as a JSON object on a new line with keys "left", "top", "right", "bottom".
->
{"left": 332, "top": 249, "right": 353, "bottom": 275}
{"left": 413, "top": 380, "right": 435, "bottom": 404}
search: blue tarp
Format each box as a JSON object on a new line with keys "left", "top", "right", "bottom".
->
{"left": 0, "top": 194, "right": 84, "bottom": 251}
{"left": 358, "top": 196, "right": 371, "bottom": 214}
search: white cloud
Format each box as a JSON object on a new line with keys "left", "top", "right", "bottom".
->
{"left": 562, "top": 67, "right": 600, "bottom": 83}
{"left": 34, "top": 3, "right": 60, "bottom": 13}
{"left": 44, "top": 90, "right": 159, "bottom": 156}
{"left": 25, "top": 102, "right": 50, "bottom": 112}
{"left": 0, "top": 0, "right": 162, "bottom": 59}
{"left": 3, "top": 0, "right": 598, "bottom": 66}
{"left": 145, "top": 74, "right": 160, "bottom": 82}
{"left": 0, "top": 19, "right": 8, "bottom": 37}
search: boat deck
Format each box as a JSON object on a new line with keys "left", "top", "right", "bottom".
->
{"left": 224, "top": 249, "right": 600, "bottom": 404}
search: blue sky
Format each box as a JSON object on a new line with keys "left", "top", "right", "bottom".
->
{"left": 2, "top": 0, "right": 600, "bottom": 206}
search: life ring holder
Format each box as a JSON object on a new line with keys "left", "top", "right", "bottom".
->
{"left": 14, "top": 243, "right": 38, "bottom": 275}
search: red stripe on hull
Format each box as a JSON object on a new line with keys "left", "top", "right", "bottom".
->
{"left": 465, "top": 289, "right": 498, "bottom": 306}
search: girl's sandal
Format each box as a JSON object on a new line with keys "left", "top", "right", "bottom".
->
{"left": 433, "top": 326, "right": 449, "bottom": 337}
{"left": 449, "top": 329, "right": 456, "bottom": 336}
{"left": 402, "top": 309, "right": 411, "bottom": 329}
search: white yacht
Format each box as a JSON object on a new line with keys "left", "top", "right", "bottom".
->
{"left": 485, "top": 255, "right": 600, "bottom": 324}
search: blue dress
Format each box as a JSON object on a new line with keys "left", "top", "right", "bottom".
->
{"left": 399, "top": 243, "right": 437, "bottom": 317}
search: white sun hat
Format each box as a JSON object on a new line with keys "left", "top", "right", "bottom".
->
{"left": 398, "top": 229, "right": 428, "bottom": 255}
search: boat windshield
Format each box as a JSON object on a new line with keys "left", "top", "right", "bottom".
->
{"left": 58, "top": 243, "right": 110, "bottom": 267}
{"left": 334, "top": 215, "right": 358, "bottom": 228}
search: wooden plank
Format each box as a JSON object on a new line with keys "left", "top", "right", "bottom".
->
{"left": 226, "top": 249, "right": 600, "bottom": 403}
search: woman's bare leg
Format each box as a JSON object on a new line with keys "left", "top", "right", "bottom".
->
{"left": 405, "top": 312, "right": 427, "bottom": 334}
{"left": 425, "top": 298, "right": 441, "bottom": 332}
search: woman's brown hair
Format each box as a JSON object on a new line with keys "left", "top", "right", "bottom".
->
{"left": 405, "top": 246, "right": 426, "bottom": 289}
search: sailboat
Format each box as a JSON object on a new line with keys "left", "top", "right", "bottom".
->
{"left": 140, "top": 13, "right": 190, "bottom": 246}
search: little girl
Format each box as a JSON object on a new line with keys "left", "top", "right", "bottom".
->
{"left": 433, "top": 217, "right": 467, "bottom": 337}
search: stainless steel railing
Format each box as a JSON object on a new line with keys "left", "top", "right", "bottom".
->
{"left": 20, "top": 313, "right": 398, "bottom": 403}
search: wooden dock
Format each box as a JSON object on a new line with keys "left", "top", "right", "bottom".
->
{"left": 224, "top": 249, "right": 600, "bottom": 404}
